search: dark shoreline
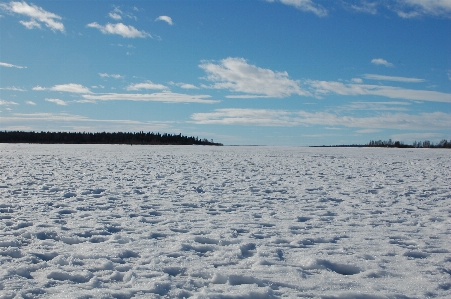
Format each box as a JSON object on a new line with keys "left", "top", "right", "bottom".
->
{"left": 0, "top": 131, "right": 223, "bottom": 146}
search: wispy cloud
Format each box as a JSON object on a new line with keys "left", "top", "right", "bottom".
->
{"left": 32, "top": 85, "right": 45, "bottom": 91}
{"left": 20, "top": 19, "right": 39, "bottom": 29}
{"left": 267, "top": 0, "right": 328, "bottom": 17}
{"left": 343, "top": 1, "right": 451, "bottom": 18}
{"left": 346, "top": 1, "right": 379, "bottom": 14}
{"left": 107, "top": 7, "right": 137, "bottom": 21}
{"left": 396, "top": 0, "right": 451, "bottom": 18}
{"left": 81, "top": 92, "right": 219, "bottom": 104}
{"left": 390, "top": 132, "right": 445, "bottom": 141}
{"left": 266, "top": 0, "right": 451, "bottom": 19}
{"left": 0, "top": 1, "right": 64, "bottom": 32}
{"left": 45, "top": 98, "right": 67, "bottom": 106}
{"left": 225, "top": 95, "right": 281, "bottom": 99}
{"left": 99, "top": 73, "right": 124, "bottom": 79}
{"left": 155, "top": 16, "right": 173, "bottom": 25}
{"left": 355, "top": 129, "right": 381, "bottom": 134}
{"left": 177, "top": 83, "right": 199, "bottom": 89}
{"left": 300, "top": 111, "right": 451, "bottom": 130}
{"left": 343, "top": 101, "right": 410, "bottom": 111}
{"left": 125, "top": 81, "right": 168, "bottom": 91}
{"left": 109, "top": 12, "right": 121, "bottom": 20}
{"left": 371, "top": 58, "right": 394, "bottom": 67}
{"left": 200, "top": 57, "right": 309, "bottom": 98}
{"left": 169, "top": 82, "right": 200, "bottom": 89}
{"left": 364, "top": 74, "right": 425, "bottom": 83}
{"left": 307, "top": 80, "right": 451, "bottom": 103}
{"left": 0, "top": 61, "right": 26, "bottom": 69}
{"left": 1, "top": 113, "right": 173, "bottom": 133}
{"left": 0, "top": 86, "right": 26, "bottom": 91}
{"left": 191, "top": 108, "right": 298, "bottom": 126}
{"left": 191, "top": 108, "right": 451, "bottom": 131}
{"left": 33, "top": 83, "right": 91, "bottom": 93}
{"left": 87, "top": 22, "right": 151, "bottom": 38}
{"left": 52, "top": 84, "right": 91, "bottom": 93}
{"left": 25, "top": 100, "right": 36, "bottom": 105}
{"left": 0, "top": 99, "right": 19, "bottom": 105}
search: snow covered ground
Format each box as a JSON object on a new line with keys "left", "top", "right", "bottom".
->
{"left": 0, "top": 144, "right": 450, "bottom": 299}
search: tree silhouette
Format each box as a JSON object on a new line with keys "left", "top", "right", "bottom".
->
{"left": 0, "top": 131, "right": 223, "bottom": 146}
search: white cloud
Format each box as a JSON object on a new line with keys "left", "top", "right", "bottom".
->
{"left": 0, "top": 86, "right": 26, "bottom": 91}
{"left": 202, "top": 0, "right": 451, "bottom": 19}
{"left": 390, "top": 132, "right": 445, "bottom": 141}
{"left": 191, "top": 108, "right": 451, "bottom": 130}
{"left": 108, "top": 7, "right": 141, "bottom": 21}
{"left": 355, "top": 129, "right": 381, "bottom": 134}
{"left": 267, "top": 0, "right": 328, "bottom": 17}
{"left": 199, "top": 57, "right": 309, "bottom": 98}
{"left": 364, "top": 74, "right": 425, "bottom": 83}
{"left": 125, "top": 81, "right": 168, "bottom": 91}
{"left": 25, "top": 100, "right": 36, "bottom": 105}
{"left": 299, "top": 111, "right": 451, "bottom": 130}
{"left": 32, "top": 85, "right": 45, "bottom": 91}
{"left": 0, "top": 61, "right": 26, "bottom": 68}
{"left": 347, "top": 1, "right": 379, "bottom": 14}
{"left": 396, "top": 10, "right": 421, "bottom": 18}
{"left": 155, "top": 16, "right": 173, "bottom": 25}
{"left": 109, "top": 12, "right": 122, "bottom": 20}
{"left": 87, "top": 22, "right": 151, "bottom": 38}
{"left": 51, "top": 84, "right": 91, "bottom": 93}
{"left": 81, "top": 92, "right": 219, "bottom": 104}
{"left": 371, "top": 58, "right": 394, "bottom": 67}
{"left": 1, "top": 112, "right": 173, "bottom": 133}
{"left": 0, "top": 1, "right": 64, "bottom": 32}
{"left": 343, "top": 1, "right": 451, "bottom": 18}
{"left": 99, "top": 73, "right": 124, "bottom": 79}
{"left": 45, "top": 98, "right": 67, "bottom": 106}
{"left": 6, "top": 113, "right": 88, "bottom": 121}
{"left": 179, "top": 83, "right": 199, "bottom": 90}
{"left": 20, "top": 19, "right": 40, "bottom": 29}
{"left": 225, "top": 95, "right": 279, "bottom": 99}
{"left": 33, "top": 83, "right": 91, "bottom": 93}
{"left": 113, "top": 7, "right": 123, "bottom": 14}
{"left": 351, "top": 78, "right": 363, "bottom": 83}
{"left": 0, "top": 99, "right": 19, "bottom": 105}
{"left": 191, "top": 108, "right": 298, "bottom": 126}
{"left": 170, "top": 82, "right": 199, "bottom": 89}
{"left": 307, "top": 80, "right": 451, "bottom": 103}
{"left": 396, "top": 0, "right": 451, "bottom": 18}
{"left": 343, "top": 101, "right": 410, "bottom": 111}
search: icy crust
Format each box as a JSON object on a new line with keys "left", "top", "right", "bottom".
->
{"left": 0, "top": 144, "right": 450, "bottom": 298}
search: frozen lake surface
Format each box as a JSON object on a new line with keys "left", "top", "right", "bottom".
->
{"left": 0, "top": 144, "right": 450, "bottom": 299}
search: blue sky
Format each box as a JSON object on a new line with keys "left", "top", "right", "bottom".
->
{"left": 1, "top": 0, "right": 450, "bottom": 146}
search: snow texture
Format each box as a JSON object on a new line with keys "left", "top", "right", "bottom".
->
{"left": 0, "top": 144, "right": 450, "bottom": 298}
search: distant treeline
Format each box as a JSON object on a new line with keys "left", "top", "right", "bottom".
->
{"left": 367, "top": 139, "right": 451, "bottom": 148}
{"left": 312, "top": 139, "right": 451, "bottom": 148}
{"left": 0, "top": 131, "right": 223, "bottom": 146}
{"left": 310, "top": 144, "right": 366, "bottom": 148}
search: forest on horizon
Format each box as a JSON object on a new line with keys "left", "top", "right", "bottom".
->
{"left": 1, "top": 131, "right": 450, "bottom": 148}
{"left": 366, "top": 139, "right": 451, "bottom": 148}
{"left": 0, "top": 131, "right": 223, "bottom": 146}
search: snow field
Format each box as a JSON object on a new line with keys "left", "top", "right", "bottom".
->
{"left": 0, "top": 144, "right": 450, "bottom": 298}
